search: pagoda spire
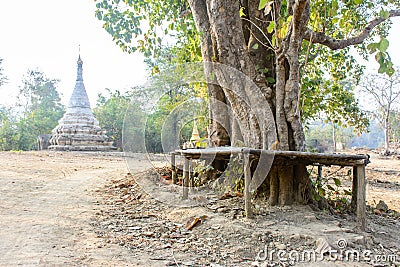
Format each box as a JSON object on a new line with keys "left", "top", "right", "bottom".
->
{"left": 76, "top": 54, "right": 83, "bottom": 81}
{"left": 67, "top": 54, "right": 91, "bottom": 111}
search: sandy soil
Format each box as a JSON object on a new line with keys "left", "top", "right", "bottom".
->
{"left": 0, "top": 151, "right": 154, "bottom": 266}
{"left": 0, "top": 151, "right": 399, "bottom": 266}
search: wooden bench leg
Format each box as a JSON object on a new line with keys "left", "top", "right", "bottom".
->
{"left": 182, "top": 157, "right": 190, "bottom": 200}
{"left": 189, "top": 160, "right": 194, "bottom": 193}
{"left": 351, "top": 166, "right": 358, "bottom": 211}
{"left": 171, "top": 153, "right": 177, "bottom": 184}
{"left": 243, "top": 152, "right": 253, "bottom": 218}
{"left": 356, "top": 164, "right": 366, "bottom": 231}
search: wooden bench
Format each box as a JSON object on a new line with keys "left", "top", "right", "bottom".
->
{"left": 171, "top": 147, "right": 370, "bottom": 231}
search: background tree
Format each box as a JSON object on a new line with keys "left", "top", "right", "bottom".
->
{"left": 389, "top": 110, "right": 400, "bottom": 143}
{"left": 0, "top": 70, "right": 65, "bottom": 151}
{"left": 93, "top": 89, "right": 132, "bottom": 149}
{"left": 359, "top": 68, "right": 400, "bottom": 154}
{"left": 0, "top": 58, "right": 7, "bottom": 87}
{"left": 0, "top": 107, "right": 19, "bottom": 151}
{"left": 95, "top": 0, "right": 400, "bottom": 205}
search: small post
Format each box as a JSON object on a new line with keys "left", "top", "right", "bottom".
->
{"left": 189, "top": 160, "right": 195, "bottom": 193}
{"left": 317, "top": 165, "right": 323, "bottom": 183}
{"left": 351, "top": 166, "right": 358, "bottom": 211}
{"left": 356, "top": 164, "right": 366, "bottom": 231}
{"left": 243, "top": 150, "right": 253, "bottom": 218}
{"left": 182, "top": 157, "right": 190, "bottom": 200}
{"left": 171, "top": 152, "right": 177, "bottom": 184}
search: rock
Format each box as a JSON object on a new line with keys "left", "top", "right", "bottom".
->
{"left": 217, "top": 207, "right": 228, "bottom": 213}
{"left": 276, "top": 243, "right": 286, "bottom": 250}
{"left": 315, "top": 238, "right": 332, "bottom": 254}
{"left": 376, "top": 200, "right": 389, "bottom": 212}
{"left": 289, "top": 234, "right": 301, "bottom": 241}
{"left": 353, "top": 235, "right": 365, "bottom": 245}
{"left": 142, "top": 231, "right": 154, "bottom": 237}
{"left": 374, "top": 209, "right": 383, "bottom": 215}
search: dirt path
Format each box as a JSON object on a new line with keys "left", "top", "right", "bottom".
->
{"left": 0, "top": 151, "right": 399, "bottom": 266}
{"left": 0, "top": 151, "right": 153, "bottom": 266}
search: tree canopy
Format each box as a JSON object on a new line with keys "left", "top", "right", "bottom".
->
{"left": 95, "top": 0, "right": 400, "bottom": 205}
{"left": 94, "top": 0, "right": 399, "bottom": 136}
{"left": 0, "top": 70, "right": 65, "bottom": 151}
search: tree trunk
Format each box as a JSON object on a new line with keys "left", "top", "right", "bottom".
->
{"left": 384, "top": 109, "right": 390, "bottom": 155}
{"left": 188, "top": 0, "right": 315, "bottom": 205}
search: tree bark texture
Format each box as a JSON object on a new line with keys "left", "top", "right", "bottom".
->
{"left": 188, "top": 0, "right": 313, "bottom": 205}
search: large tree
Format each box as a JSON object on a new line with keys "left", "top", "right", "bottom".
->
{"left": 15, "top": 70, "right": 64, "bottom": 150}
{"left": 96, "top": 0, "right": 400, "bottom": 205}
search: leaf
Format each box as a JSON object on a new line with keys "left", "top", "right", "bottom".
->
{"left": 354, "top": 0, "right": 362, "bottom": 4}
{"left": 379, "top": 38, "right": 389, "bottom": 52}
{"left": 267, "top": 21, "right": 275, "bottom": 33}
{"left": 258, "top": 0, "right": 269, "bottom": 10}
{"left": 327, "top": 184, "right": 335, "bottom": 191}
{"left": 318, "top": 187, "right": 326, "bottom": 197}
{"left": 367, "top": 42, "right": 378, "bottom": 53}
{"left": 185, "top": 217, "right": 201, "bottom": 230}
{"left": 252, "top": 43, "right": 259, "bottom": 50}
{"left": 333, "top": 178, "right": 341, "bottom": 187}
{"left": 239, "top": 7, "right": 246, "bottom": 17}
{"left": 267, "top": 77, "right": 275, "bottom": 83}
{"left": 380, "top": 10, "right": 390, "bottom": 19}
{"left": 344, "top": 189, "right": 352, "bottom": 196}
{"left": 271, "top": 34, "right": 276, "bottom": 46}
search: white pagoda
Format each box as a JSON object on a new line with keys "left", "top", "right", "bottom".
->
{"left": 49, "top": 55, "right": 114, "bottom": 151}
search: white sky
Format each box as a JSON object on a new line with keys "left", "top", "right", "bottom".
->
{"left": 0, "top": 0, "right": 147, "bottom": 107}
{"left": 0, "top": 1, "right": 399, "bottom": 108}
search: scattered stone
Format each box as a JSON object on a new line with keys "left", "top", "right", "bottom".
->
{"left": 376, "top": 200, "right": 389, "bottom": 212}
{"left": 315, "top": 238, "right": 332, "bottom": 254}
{"left": 276, "top": 244, "right": 286, "bottom": 250}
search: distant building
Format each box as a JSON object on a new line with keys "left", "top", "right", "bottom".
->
{"left": 49, "top": 54, "right": 114, "bottom": 151}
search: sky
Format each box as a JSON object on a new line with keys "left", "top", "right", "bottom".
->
{"left": 0, "top": 1, "right": 399, "bottom": 108}
{"left": 0, "top": 0, "right": 147, "bottom": 107}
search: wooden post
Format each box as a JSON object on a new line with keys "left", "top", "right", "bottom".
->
{"left": 171, "top": 152, "right": 177, "bottom": 184}
{"left": 356, "top": 164, "right": 366, "bottom": 231}
{"left": 189, "top": 160, "right": 194, "bottom": 193}
{"left": 243, "top": 151, "right": 253, "bottom": 218}
{"left": 182, "top": 157, "right": 190, "bottom": 200}
{"left": 317, "top": 165, "right": 322, "bottom": 183}
{"left": 351, "top": 166, "right": 358, "bottom": 212}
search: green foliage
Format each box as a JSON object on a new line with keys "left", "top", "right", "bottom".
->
{"left": 93, "top": 89, "right": 132, "bottom": 149}
{"left": 94, "top": 0, "right": 201, "bottom": 65}
{"left": 144, "top": 83, "right": 208, "bottom": 153}
{"left": 305, "top": 121, "right": 357, "bottom": 150}
{"left": 0, "top": 58, "right": 7, "bottom": 87}
{"left": 0, "top": 70, "right": 64, "bottom": 151}
{"left": 389, "top": 110, "right": 400, "bottom": 142}
{"left": 95, "top": 0, "right": 399, "bottom": 136}
{"left": 300, "top": 46, "right": 369, "bottom": 133}
{"left": 0, "top": 107, "right": 18, "bottom": 151}
{"left": 310, "top": 166, "right": 353, "bottom": 212}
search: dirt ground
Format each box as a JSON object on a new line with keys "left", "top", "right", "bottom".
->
{"left": 0, "top": 151, "right": 399, "bottom": 266}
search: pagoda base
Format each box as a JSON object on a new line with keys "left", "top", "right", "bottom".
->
{"left": 48, "top": 145, "right": 116, "bottom": 151}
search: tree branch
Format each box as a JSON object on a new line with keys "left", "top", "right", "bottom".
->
{"left": 303, "top": 9, "right": 400, "bottom": 50}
